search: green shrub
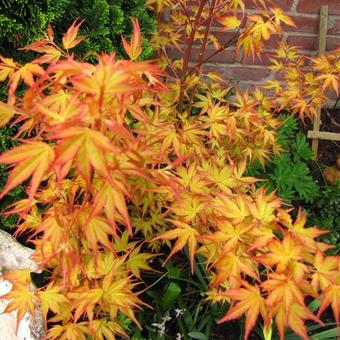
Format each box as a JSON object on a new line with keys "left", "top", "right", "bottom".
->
{"left": 247, "top": 115, "right": 339, "bottom": 253}
{"left": 0, "top": 125, "right": 24, "bottom": 229}
{"left": 306, "top": 183, "right": 340, "bottom": 254}
{"left": 247, "top": 115, "right": 320, "bottom": 203}
{"left": 0, "top": 0, "right": 155, "bottom": 61}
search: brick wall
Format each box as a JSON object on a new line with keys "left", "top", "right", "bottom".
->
{"left": 180, "top": 0, "right": 340, "bottom": 88}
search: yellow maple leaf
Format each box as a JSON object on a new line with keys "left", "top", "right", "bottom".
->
{"left": 218, "top": 15, "right": 241, "bottom": 31}
{"left": 154, "top": 219, "right": 200, "bottom": 272}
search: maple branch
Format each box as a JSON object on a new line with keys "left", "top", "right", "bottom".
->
{"left": 179, "top": 0, "right": 193, "bottom": 25}
{"left": 177, "top": 0, "right": 207, "bottom": 113}
{"left": 185, "top": 28, "right": 242, "bottom": 80}
{"left": 188, "top": 0, "right": 217, "bottom": 111}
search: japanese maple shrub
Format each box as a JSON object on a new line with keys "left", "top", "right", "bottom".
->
{"left": 0, "top": 1, "right": 339, "bottom": 340}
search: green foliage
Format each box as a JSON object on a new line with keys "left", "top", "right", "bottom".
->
{"left": 247, "top": 115, "right": 339, "bottom": 253}
{"left": 0, "top": 0, "right": 155, "bottom": 61}
{"left": 0, "top": 125, "right": 24, "bottom": 229}
{"left": 123, "top": 253, "right": 229, "bottom": 340}
{"left": 247, "top": 115, "right": 320, "bottom": 202}
{"left": 306, "top": 183, "right": 340, "bottom": 254}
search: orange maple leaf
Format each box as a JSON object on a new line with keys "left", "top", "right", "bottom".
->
{"left": 2, "top": 284, "right": 38, "bottom": 329}
{"left": 218, "top": 282, "right": 270, "bottom": 340}
{"left": 257, "top": 235, "right": 303, "bottom": 273}
{"left": 274, "top": 303, "right": 321, "bottom": 340}
{"left": 311, "top": 252, "right": 339, "bottom": 292}
{"left": 53, "top": 127, "right": 117, "bottom": 185}
{"left": 0, "top": 141, "right": 55, "bottom": 199}
{"left": 62, "top": 20, "right": 85, "bottom": 50}
{"left": 153, "top": 219, "right": 200, "bottom": 272}
{"left": 122, "top": 18, "right": 143, "bottom": 60}
{"left": 318, "top": 284, "right": 340, "bottom": 324}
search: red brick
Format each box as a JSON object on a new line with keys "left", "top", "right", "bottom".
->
{"left": 329, "top": 17, "right": 340, "bottom": 34}
{"left": 297, "top": 0, "right": 340, "bottom": 15}
{"left": 287, "top": 35, "right": 340, "bottom": 51}
{"left": 213, "top": 31, "right": 284, "bottom": 49}
{"left": 168, "top": 46, "right": 236, "bottom": 64}
{"left": 244, "top": 0, "right": 294, "bottom": 11}
{"left": 283, "top": 15, "right": 319, "bottom": 34}
{"left": 203, "top": 64, "right": 271, "bottom": 81}
{"left": 240, "top": 52, "right": 273, "bottom": 66}
{"left": 328, "top": 36, "right": 340, "bottom": 50}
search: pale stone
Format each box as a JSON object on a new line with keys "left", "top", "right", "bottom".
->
{"left": 0, "top": 230, "right": 45, "bottom": 339}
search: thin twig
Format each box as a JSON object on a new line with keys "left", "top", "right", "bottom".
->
{"left": 178, "top": 0, "right": 207, "bottom": 112}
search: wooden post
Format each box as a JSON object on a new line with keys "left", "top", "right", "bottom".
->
{"left": 311, "top": 5, "right": 328, "bottom": 160}
{"left": 307, "top": 130, "right": 340, "bottom": 142}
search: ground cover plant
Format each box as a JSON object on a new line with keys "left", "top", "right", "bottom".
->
{"left": 247, "top": 115, "right": 320, "bottom": 203}
{"left": 0, "top": 0, "right": 339, "bottom": 339}
{"left": 247, "top": 115, "right": 340, "bottom": 257}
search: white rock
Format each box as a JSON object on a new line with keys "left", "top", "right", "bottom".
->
{"left": 0, "top": 230, "right": 45, "bottom": 339}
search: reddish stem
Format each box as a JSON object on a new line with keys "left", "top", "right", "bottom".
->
{"left": 177, "top": 0, "right": 207, "bottom": 112}
{"left": 188, "top": 0, "right": 217, "bottom": 111}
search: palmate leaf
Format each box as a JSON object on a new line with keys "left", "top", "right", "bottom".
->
{"left": 53, "top": 127, "right": 117, "bottom": 185}
{"left": 3, "top": 269, "right": 32, "bottom": 285}
{"left": 292, "top": 133, "right": 314, "bottom": 161}
{"left": 278, "top": 208, "right": 329, "bottom": 250}
{"left": 311, "top": 252, "right": 339, "bottom": 292}
{"left": 122, "top": 18, "right": 143, "bottom": 61}
{"left": 154, "top": 220, "right": 200, "bottom": 272}
{"left": 0, "top": 101, "right": 15, "bottom": 127}
{"left": 2, "top": 283, "right": 38, "bottom": 328}
{"left": 47, "top": 323, "right": 91, "bottom": 340}
{"left": 213, "top": 252, "right": 260, "bottom": 288}
{"left": 218, "top": 282, "right": 269, "bottom": 340}
{"left": 101, "top": 275, "right": 144, "bottom": 328}
{"left": 257, "top": 235, "right": 303, "bottom": 273}
{"left": 318, "top": 284, "right": 340, "bottom": 324}
{"left": 127, "top": 246, "right": 155, "bottom": 278}
{"left": 261, "top": 273, "right": 306, "bottom": 316}
{"left": 78, "top": 212, "right": 115, "bottom": 254}
{"left": 274, "top": 303, "right": 321, "bottom": 340}
{"left": 92, "top": 180, "right": 132, "bottom": 235}
{"left": 92, "top": 319, "right": 127, "bottom": 340}
{"left": 38, "top": 283, "right": 69, "bottom": 320}
{"left": 218, "top": 15, "right": 242, "bottom": 31}
{"left": 68, "top": 287, "right": 104, "bottom": 322}
{"left": 0, "top": 141, "right": 55, "bottom": 199}
{"left": 62, "top": 20, "right": 85, "bottom": 50}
